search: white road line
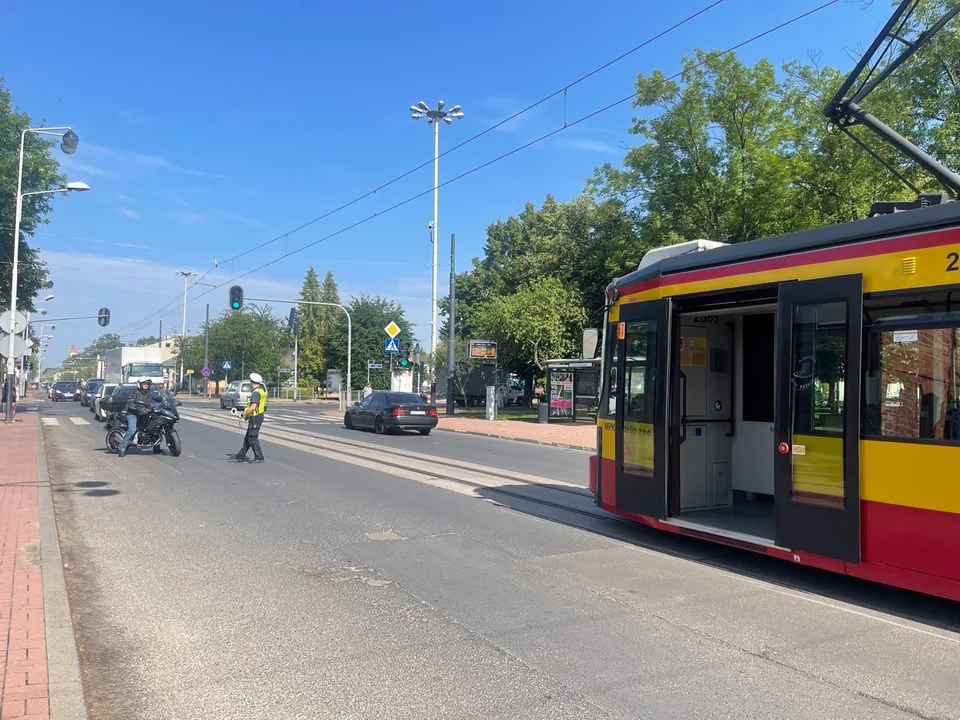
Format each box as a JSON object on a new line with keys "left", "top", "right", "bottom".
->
{"left": 69, "top": 417, "right": 90, "bottom": 425}
{"left": 41, "top": 418, "right": 59, "bottom": 426}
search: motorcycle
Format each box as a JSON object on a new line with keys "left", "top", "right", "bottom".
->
{"left": 105, "top": 394, "right": 182, "bottom": 457}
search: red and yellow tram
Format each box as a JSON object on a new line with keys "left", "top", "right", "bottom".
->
{"left": 589, "top": 203, "right": 960, "bottom": 602}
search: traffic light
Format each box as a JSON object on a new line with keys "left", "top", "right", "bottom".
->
{"left": 288, "top": 307, "right": 301, "bottom": 336}
{"left": 97, "top": 307, "right": 110, "bottom": 327}
{"left": 398, "top": 342, "right": 411, "bottom": 368}
{"left": 229, "top": 285, "right": 244, "bottom": 310}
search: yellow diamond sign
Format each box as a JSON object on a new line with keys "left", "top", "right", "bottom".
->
{"left": 384, "top": 320, "right": 401, "bottom": 339}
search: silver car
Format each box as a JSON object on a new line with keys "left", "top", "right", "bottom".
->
{"left": 220, "top": 380, "right": 253, "bottom": 410}
{"left": 92, "top": 383, "right": 118, "bottom": 421}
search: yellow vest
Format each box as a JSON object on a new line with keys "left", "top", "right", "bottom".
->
{"left": 248, "top": 387, "right": 266, "bottom": 416}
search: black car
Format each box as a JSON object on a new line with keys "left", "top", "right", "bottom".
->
{"left": 100, "top": 385, "right": 180, "bottom": 415}
{"left": 52, "top": 381, "right": 82, "bottom": 402}
{"left": 344, "top": 391, "right": 438, "bottom": 435}
{"left": 81, "top": 378, "right": 105, "bottom": 407}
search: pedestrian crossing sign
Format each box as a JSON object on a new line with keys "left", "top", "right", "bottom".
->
{"left": 222, "top": 360, "right": 232, "bottom": 370}
{"left": 384, "top": 338, "right": 400, "bottom": 354}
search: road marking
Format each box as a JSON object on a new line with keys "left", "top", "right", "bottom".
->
{"left": 41, "top": 418, "right": 59, "bottom": 426}
{"left": 69, "top": 417, "right": 90, "bottom": 425}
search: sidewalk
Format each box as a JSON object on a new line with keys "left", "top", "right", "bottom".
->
{"left": 436, "top": 416, "right": 595, "bottom": 450}
{"left": 0, "top": 412, "right": 84, "bottom": 720}
{"left": 0, "top": 413, "right": 48, "bottom": 718}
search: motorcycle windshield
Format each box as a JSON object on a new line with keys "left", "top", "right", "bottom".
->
{"left": 157, "top": 391, "right": 180, "bottom": 420}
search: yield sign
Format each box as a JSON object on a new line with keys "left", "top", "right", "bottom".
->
{"left": 384, "top": 320, "right": 401, "bottom": 339}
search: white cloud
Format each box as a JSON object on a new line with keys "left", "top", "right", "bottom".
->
{"left": 220, "top": 213, "right": 269, "bottom": 230}
{"left": 82, "top": 143, "right": 224, "bottom": 181}
{"left": 116, "top": 207, "right": 141, "bottom": 220}
{"left": 556, "top": 138, "right": 620, "bottom": 154}
{"left": 116, "top": 193, "right": 134, "bottom": 203}
{"left": 165, "top": 210, "right": 207, "bottom": 226}
{"left": 58, "top": 157, "right": 116, "bottom": 180}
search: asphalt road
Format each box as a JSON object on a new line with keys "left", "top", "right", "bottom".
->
{"left": 181, "top": 399, "right": 591, "bottom": 486}
{"left": 39, "top": 398, "right": 960, "bottom": 720}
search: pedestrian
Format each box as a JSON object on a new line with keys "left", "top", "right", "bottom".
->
{"left": 2, "top": 381, "right": 17, "bottom": 419}
{"left": 235, "top": 372, "right": 266, "bottom": 463}
{"left": 362, "top": 383, "right": 373, "bottom": 399}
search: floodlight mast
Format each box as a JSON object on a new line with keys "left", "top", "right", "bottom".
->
{"left": 825, "top": 0, "right": 960, "bottom": 211}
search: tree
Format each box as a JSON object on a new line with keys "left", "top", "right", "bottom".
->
{"left": 136, "top": 335, "right": 160, "bottom": 346}
{"left": 474, "top": 277, "right": 587, "bottom": 372}
{"left": 328, "top": 295, "right": 415, "bottom": 391}
{"left": 431, "top": 336, "right": 473, "bottom": 401}
{"left": 0, "top": 78, "right": 61, "bottom": 312}
{"left": 318, "top": 271, "right": 342, "bottom": 370}
{"left": 296, "top": 267, "right": 324, "bottom": 386}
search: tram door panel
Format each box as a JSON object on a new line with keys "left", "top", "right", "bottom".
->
{"left": 615, "top": 300, "right": 670, "bottom": 518}
{"left": 774, "top": 275, "right": 862, "bottom": 563}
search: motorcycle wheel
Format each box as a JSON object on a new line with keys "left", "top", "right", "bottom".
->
{"left": 106, "top": 429, "right": 124, "bottom": 454}
{"left": 166, "top": 428, "right": 182, "bottom": 457}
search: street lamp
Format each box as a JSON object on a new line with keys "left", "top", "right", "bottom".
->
{"left": 175, "top": 270, "right": 196, "bottom": 392}
{"left": 6, "top": 125, "right": 87, "bottom": 423}
{"left": 410, "top": 100, "right": 464, "bottom": 359}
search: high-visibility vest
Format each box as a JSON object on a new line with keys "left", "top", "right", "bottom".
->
{"left": 248, "top": 387, "right": 266, "bottom": 416}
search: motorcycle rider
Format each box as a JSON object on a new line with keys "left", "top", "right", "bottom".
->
{"left": 118, "top": 377, "right": 160, "bottom": 458}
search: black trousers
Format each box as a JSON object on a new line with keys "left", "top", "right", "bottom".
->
{"left": 239, "top": 415, "right": 264, "bottom": 460}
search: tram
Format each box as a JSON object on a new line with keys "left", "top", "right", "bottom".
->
{"left": 589, "top": 207, "right": 960, "bottom": 602}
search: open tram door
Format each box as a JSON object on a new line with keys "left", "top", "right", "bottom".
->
{"left": 774, "top": 275, "right": 863, "bottom": 563}
{"left": 614, "top": 299, "right": 671, "bottom": 518}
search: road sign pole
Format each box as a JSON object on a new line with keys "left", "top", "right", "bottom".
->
{"left": 293, "top": 333, "right": 298, "bottom": 402}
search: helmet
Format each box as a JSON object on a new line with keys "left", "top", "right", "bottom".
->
{"left": 249, "top": 372, "right": 263, "bottom": 384}
{"left": 138, "top": 377, "right": 152, "bottom": 386}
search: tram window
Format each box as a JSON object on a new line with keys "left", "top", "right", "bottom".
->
{"left": 790, "top": 301, "right": 846, "bottom": 435}
{"left": 606, "top": 326, "right": 619, "bottom": 416}
{"left": 863, "top": 325, "right": 960, "bottom": 442}
{"left": 742, "top": 313, "right": 775, "bottom": 423}
{"left": 624, "top": 321, "right": 657, "bottom": 423}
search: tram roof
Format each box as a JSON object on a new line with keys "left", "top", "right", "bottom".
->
{"left": 609, "top": 200, "right": 960, "bottom": 293}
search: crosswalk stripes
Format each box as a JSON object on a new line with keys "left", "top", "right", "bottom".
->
{"left": 40, "top": 416, "right": 92, "bottom": 427}
{"left": 69, "top": 417, "right": 90, "bottom": 425}
{"left": 41, "top": 418, "right": 59, "bottom": 426}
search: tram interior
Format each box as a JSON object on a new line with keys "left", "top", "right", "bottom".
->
{"left": 674, "top": 307, "right": 777, "bottom": 541}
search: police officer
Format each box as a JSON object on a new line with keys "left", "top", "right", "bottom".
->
{"left": 235, "top": 372, "right": 266, "bottom": 463}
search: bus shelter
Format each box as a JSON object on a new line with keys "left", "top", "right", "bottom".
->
{"left": 543, "top": 358, "right": 600, "bottom": 422}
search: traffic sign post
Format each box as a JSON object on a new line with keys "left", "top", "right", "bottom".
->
{"left": 201, "top": 367, "right": 211, "bottom": 377}
{"left": 384, "top": 338, "right": 399, "bottom": 354}
{"left": 384, "top": 321, "right": 400, "bottom": 339}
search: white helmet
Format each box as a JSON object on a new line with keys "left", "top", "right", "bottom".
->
{"left": 249, "top": 372, "right": 263, "bottom": 384}
{"left": 137, "top": 376, "right": 152, "bottom": 385}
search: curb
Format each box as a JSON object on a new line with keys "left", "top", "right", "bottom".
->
{"left": 435, "top": 426, "right": 592, "bottom": 451}
{"left": 318, "top": 412, "right": 591, "bottom": 452}
{"left": 36, "top": 419, "right": 88, "bottom": 720}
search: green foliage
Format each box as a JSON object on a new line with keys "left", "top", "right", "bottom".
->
{"left": 328, "top": 295, "right": 415, "bottom": 390}
{"left": 0, "top": 78, "right": 61, "bottom": 312}
{"left": 136, "top": 335, "right": 160, "bottom": 346}
{"left": 178, "top": 305, "right": 286, "bottom": 387}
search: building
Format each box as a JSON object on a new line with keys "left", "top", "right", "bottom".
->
{"left": 68, "top": 345, "right": 77, "bottom": 358}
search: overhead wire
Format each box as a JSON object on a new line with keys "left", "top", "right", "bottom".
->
{"left": 113, "top": 0, "right": 729, "bottom": 335}
{"left": 115, "top": 0, "right": 843, "bottom": 342}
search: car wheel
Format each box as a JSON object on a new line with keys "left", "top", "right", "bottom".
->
{"left": 418, "top": 429, "right": 431, "bottom": 436}
{"left": 374, "top": 416, "right": 386, "bottom": 435}
{"left": 344, "top": 413, "right": 353, "bottom": 430}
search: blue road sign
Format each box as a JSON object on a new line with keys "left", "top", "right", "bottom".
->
{"left": 222, "top": 360, "right": 232, "bottom": 370}
{"left": 384, "top": 338, "right": 400, "bottom": 354}
{"left": 201, "top": 367, "right": 211, "bottom": 377}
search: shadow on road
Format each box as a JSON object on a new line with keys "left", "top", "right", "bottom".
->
{"left": 473, "top": 482, "right": 960, "bottom": 634}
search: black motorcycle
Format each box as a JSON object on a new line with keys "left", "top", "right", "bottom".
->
{"left": 105, "top": 394, "right": 182, "bottom": 457}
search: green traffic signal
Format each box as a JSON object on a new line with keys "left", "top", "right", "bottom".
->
{"left": 229, "top": 285, "right": 243, "bottom": 310}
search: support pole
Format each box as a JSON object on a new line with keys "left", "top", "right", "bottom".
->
{"left": 446, "top": 233, "right": 456, "bottom": 416}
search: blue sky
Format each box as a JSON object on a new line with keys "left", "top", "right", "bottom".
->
{"left": 1, "top": 0, "right": 891, "bottom": 367}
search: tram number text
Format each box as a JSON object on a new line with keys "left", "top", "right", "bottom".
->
{"left": 693, "top": 315, "right": 720, "bottom": 324}
{"left": 947, "top": 251, "right": 960, "bottom": 272}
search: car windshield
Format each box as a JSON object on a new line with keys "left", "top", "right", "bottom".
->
{"left": 57, "top": 382, "right": 78, "bottom": 390}
{"left": 128, "top": 363, "right": 163, "bottom": 376}
{"left": 85, "top": 380, "right": 103, "bottom": 391}
{"left": 386, "top": 393, "right": 425, "bottom": 405}
{"left": 114, "top": 385, "right": 134, "bottom": 397}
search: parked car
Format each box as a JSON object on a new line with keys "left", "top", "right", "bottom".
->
{"left": 52, "top": 381, "right": 81, "bottom": 402}
{"left": 92, "top": 383, "right": 118, "bottom": 421}
{"left": 81, "top": 378, "right": 105, "bottom": 407}
{"left": 344, "top": 391, "right": 438, "bottom": 435}
{"left": 220, "top": 380, "right": 253, "bottom": 410}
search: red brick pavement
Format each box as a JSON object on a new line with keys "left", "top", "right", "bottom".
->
{"left": 436, "top": 416, "right": 595, "bottom": 449}
{"left": 0, "top": 414, "right": 48, "bottom": 719}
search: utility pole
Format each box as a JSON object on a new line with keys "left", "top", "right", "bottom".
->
{"left": 175, "top": 270, "right": 196, "bottom": 393}
{"left": 446, "top": 233, "right": 456, "bottom": 416}
{"left": 293, "top": 332, "right": 299, "bottom": 402}
{"left": 203, "top": 303, "right": 210, "bottom": 399}
{"left": 158, "top": 320, "right": 162, "bottom": 348}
